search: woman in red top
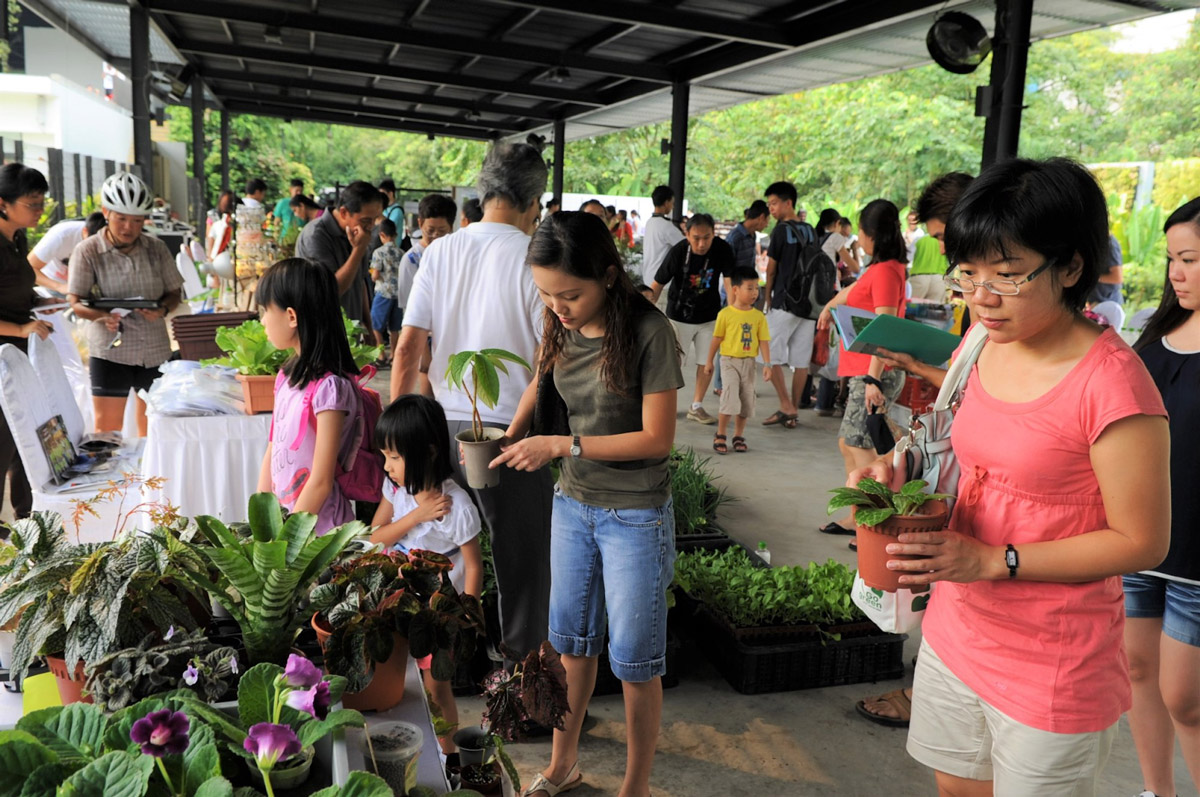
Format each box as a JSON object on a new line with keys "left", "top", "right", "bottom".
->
{"left": 817, "top": 199, "right": 909, "bottom": 532}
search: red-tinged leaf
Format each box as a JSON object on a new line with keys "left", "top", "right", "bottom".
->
{"left": 519, "top": 642, "right": 569, "bottom": 732}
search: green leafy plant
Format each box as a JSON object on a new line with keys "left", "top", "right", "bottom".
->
{"left": 342, "top": 312, "right": 384, "bottom": 371}
{"left": 309, "top": 550, "right": 484, "bottom": 690}
{"left": 185, "top": 492, "right": 365, "bottom": 666}
{"left": 445, "top": 349, "right": 531, "bottom": 442}
{"left": 203, "top": 319, "right": 292, "bottom": 376}
{"left": 668, "top": 447, "right": 732, "bottom": 535}
{"left": 826, "top": 478, "right": 951, "bottom": 528}
{"left": 85, "top": 629, "right": 240, "bottom": 711}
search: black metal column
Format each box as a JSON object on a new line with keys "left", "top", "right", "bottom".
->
{"left": 130, "top": 2, "right": 153, "bottom": 183}
{"left": 980, "top": 0, "right": 1034, "bottom": 168}
{"left": 220, "top": 110, "right": 231, "bottom": 192}
{"left": 668, "top": 81, "right": 689, "bottom": 224}
{"left": 551, "top": 118, "right": 565, "bottom": 203}
{"left": 47, "top": 149, "right": 65, "bottom": 223}
{"left": 191, "top": 74, "right": 207, "bottom": 228}
{"left": 73, "top": 153, "right": 82, "bottom": 209}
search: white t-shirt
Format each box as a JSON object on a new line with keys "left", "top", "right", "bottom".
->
{"left": 642, "top": 214, "right": 684, "bottom": 286}
{"left": 241, "top": 196, "right": 263, "bottom": 208}
{"left": 382, "top": 477, "right": 480, "bottom": 595}
{"left": 821, "top": 231, "right": 849, "bottom": 266}
{"left": 31, "top": 220, "right": 86, "bottom": 282}
{"left": 394, "top": 241, "right": 424, "bottom": 309}
{"left": 403, "top": 221, "right": 543, "bottom": 424}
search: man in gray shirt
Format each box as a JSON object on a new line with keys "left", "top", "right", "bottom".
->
{"left": 295, "top": 181, "right": 383, "bottom": 326}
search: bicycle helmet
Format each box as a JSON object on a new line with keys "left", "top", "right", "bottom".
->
{"left": 101, "top": 171, "right": 154, "bottom": 215}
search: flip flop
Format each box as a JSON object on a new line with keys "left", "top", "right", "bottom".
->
{"left": 855, "top": 688, "right": 912, "bottom": 728}
{"left": 819, "top": 522, "right": 855, "bottom": 536}
{"left": 762, "top": 411, "right": 787, "bottom": 426}
{"left": 523, "top": 762, "right": 582, "bottom": 796}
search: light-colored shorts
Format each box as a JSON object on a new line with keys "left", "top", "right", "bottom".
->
{"left": 909, "top": 273, "right": 948, "bottom": 303}
{"left": 907, "top": 639, "right": 1117, "bottom": 796}
{"left": 764, "top": 308, "right": 815, "bottom": 369}
{"left": 672, "top": 319, "right": 716, "bottom": 368}
{"left": 718, "top": 356, "right": 757, "bottom": 419}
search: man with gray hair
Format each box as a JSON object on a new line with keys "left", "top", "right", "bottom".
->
{"left": 393, "top": 141, "right": 551, "bottom": 662}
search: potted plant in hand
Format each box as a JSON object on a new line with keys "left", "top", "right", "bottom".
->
{"left": 827, "top": 478, "right": 951, "bottom": 591}
{"left": 445, "top": 349, "right": 530, "bottom": 489}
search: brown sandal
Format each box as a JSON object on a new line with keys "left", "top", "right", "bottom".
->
{"left": 712, "top": 434, "right": 728, "bottom": 454}
{"left": 732, "top": 436, "right": 747, "bottom": 452}
{"left": 855, "top": 688, "right": 912, "bottom": 728}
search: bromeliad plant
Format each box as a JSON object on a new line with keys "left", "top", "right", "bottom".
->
{"left": 85, "top": 628, "right": 240, "bottom": 712}
{"left": 310, "top": 550, "right": 485, "bottom": 689}
{"left": 445, "top": 349, "right": 531, "bottom": 442}
{"left": 186, "top": 492, "right": 365, "bottom": 666}
{"left": 826, "top": 478, "right": 952, "bottom": 528}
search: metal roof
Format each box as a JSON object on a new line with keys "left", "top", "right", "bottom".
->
{"left": 16, "top": 0, "right": 1200, "bottom": 142}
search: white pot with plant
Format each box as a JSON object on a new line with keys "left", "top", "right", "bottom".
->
{"left": 446, "top": 348, "right": 530, "bottom": 489}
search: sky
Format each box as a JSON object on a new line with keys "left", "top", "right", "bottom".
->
{"left": 1110, "top": 8, "right": 1196, "bottom": 53}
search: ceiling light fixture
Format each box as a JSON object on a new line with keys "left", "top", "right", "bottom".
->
{"left": 547, "top": 66, "right": 570, "bottom": 84}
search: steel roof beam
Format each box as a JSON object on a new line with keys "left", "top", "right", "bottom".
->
{"left": 18, "top": 0, "right": 118, "bottom": 65}
{"left": 223, "top": 100, "right": 499, "bottom": 140}
{"left": 217, "top": 89, "right": 525, "bottom": 132}
{"left": 146, "top": 0, "right": 672, "bottom": 82}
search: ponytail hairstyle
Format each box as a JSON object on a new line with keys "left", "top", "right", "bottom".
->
{"left": 1134, "top": 196, "right": 1200, "bottom": 352}
{"left": 256, "top": 258, "right": 359, "bottom": 388}
{"left": 527, "top": 211, "right": 657, "bottom": 397}
{"left": 859, "top": 199, "right": 907, "bottom": 264}
{"left": 816, "top": 207, "right": 841, "bottom": 232}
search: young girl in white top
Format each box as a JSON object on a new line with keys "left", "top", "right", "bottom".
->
{"left": 370, "top": 393, "right": 482, "bottom": 754}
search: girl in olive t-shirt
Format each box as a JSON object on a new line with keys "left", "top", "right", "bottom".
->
{"left": 493, "top": 212, "right": 683, "bottom": 797}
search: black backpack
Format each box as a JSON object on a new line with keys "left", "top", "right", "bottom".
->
{"left": 780, "top": 222, "right": 838, "bottom": 320}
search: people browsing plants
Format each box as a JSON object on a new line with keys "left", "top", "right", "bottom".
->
{"left": 850, "top": 158, "right": 1170, "bottom": 794}
{"left": 491, "top": 211, "right": 683, "bottom": 797}
{"left": 1125, "top": 196, "right": 1200, "bottom": 797}
{"left": 255, "top": 258, "right": 373, "bottom": 535}
{"left": 703, "top": 266, "right": 772, "bottom": 454}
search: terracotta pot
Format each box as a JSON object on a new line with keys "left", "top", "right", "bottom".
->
{"left": 311, "top": 614, "right": 408, "bottom": 711}
{"left": 455, "top": 427, "right": 505, "bottom": 489}
{"left": 46, "top": 655, "right": 93, "bottom": 705}
{"left": 236, "top": 373, "right": 276, "bottom": 414}
{"left": 855, "top": 499, "right": 949, "bottom": 592}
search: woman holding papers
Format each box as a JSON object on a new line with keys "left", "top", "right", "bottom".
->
{"left": 816, "top": 199, "right": 909, "bottom": 534}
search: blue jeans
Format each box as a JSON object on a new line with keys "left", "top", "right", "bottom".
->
{"left": 548, "top": 487, "right": 675, "bottom": 682}
{"left": 1124, "top": 572, "right": 1200, "bottom": 648}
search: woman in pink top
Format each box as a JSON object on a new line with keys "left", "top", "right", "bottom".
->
{"left": 853, "top": 158, "right": 1170, "bottom": 796}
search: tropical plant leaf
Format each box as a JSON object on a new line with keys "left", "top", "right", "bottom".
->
{"left": 18, "top": 762, "right": 72, "bottom": 797}
{"left": 203, "top": 549, "right": 264, "bottom": 614}
{"left": 472, "top": 355, "right": 501, "bottom": 410}
{"left": 183, "top": 723, "right": 221, "bottom": 796}
{"left": 57, "top": 750, "right": 153, "bottom": 797}
{"left": 445, "top": 351, "right": 475, "bottom": 390}
{"left": 310, "top": 771, "right": 393, "bottom": 797}
{"left": 519, "top": 642, "right": 569, "bottom": 732}
{"left": 854, "top": 506, "right": 896, "bottom": 528}
{"left": 280, "top": 512, "right": 318, "bottom": 566}
{"left": 826, "top": 488, "right": 876, "bottom": 513}
{"left": 173, "top": 697, "right": 247, "bottom": 746}
{"left": 480, "top": 348, "right": 532, "bottom": 372}
{"left": 192, "top": 777, "right": 234, "bottom": 797}
{"left": 247, "top": 493, "right": 283, "bottom": 543}
{"left": 856, "top": 477, "right": 891, "bottom": 498}
{"left": 193, "top": 516, "right": 246, "bottom": 561}
{"left": 235, "top": 663, "right": 280, "bottom": 728}
{"left": 0, "top": 731, "right": 57, "bottom": 793}
{"left": 251, "top": 539, "right": 288, "bottom": 577}
{"left": 899, "top": 480, "right": 929, "bottom": 495}
{"left": 294, "top": 708, "right": 366, "bottom": 748}
{"left": 16, "top": 703, "right": 107, "bottom": 764}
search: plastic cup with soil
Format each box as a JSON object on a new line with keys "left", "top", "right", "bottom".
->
{"left": 362, "top": 720, "right": 423, "bottom": 795}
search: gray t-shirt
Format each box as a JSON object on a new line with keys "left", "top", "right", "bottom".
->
{"left": 295, "top": 210, "right": 370, "bottom": 323}
{"left": 555, "top": 309, "right": 684, "bottom": 509}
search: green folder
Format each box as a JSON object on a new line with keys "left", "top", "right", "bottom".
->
{"left": 848, "top": 313, "right": 961, "bottom": 366}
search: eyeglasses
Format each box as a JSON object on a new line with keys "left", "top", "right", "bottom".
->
{"left": 943, "top": 259, "right": 1054, "bottom": 296}
{"left": 17, "top": 200, "right": 46, "bottom": 213}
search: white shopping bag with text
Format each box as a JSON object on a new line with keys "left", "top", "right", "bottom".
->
{"left": 851, "top": 573, "right": 929, "bottom": 634}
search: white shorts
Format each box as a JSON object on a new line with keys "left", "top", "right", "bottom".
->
{"left": 909, "top": 273, "right": 948, "bottom": 302}
{"left": 907, "top": 639, "right": 1117, "bottom": 796}
{"left": 763, "top": 308, "right": 815, "bottom": 369}
{"left": 671, "top": 319, "right": 715, "bottom": 368}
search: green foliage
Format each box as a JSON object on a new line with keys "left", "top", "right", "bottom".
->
{"left": 668, "top": 448, "right": 732, "bottom": 535}
{"left": 1110, "top": 202, "right": 1169, "bottom": 310}
{"left": 203, "top": 320, "right": 292, "bottom": 376}
{"left": 310, "top": 771, "right": 397, "bottom": 796}
{"left": 186, "top": 493, "right": 365, "bottom": 665}
{"left": 342, "top": 312, "right": 383, "bottom": 371}
{"left": 1152, "top": 159, "right": 1200, "bottom": 210}
{"left": 827, "top": 478, "right": 951, "bottom": 528}
{"left": 673, "top": 547, "right": 863, "bottom": 629}
{"left": 445, "top": 349, "right": 531, "bottom": 441}
{"left": 85, "top": 629, "right": 240, "bottom": 711}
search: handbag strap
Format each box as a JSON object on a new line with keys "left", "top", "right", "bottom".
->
{"left": 932, "top": 322, "right": 989, "bottom": 412}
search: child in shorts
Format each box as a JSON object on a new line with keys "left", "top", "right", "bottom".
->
{"left": 704, "top": 267, "right": 771, "bottom": 453}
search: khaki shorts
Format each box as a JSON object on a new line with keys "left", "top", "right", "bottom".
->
{"left": 718, "top": 356, "right": 757, "bottom": 419}
{"left": 909, "top": 273, "right": 948, "bottom": 302}
{"left": 672, "top": 319, "right": 716, "bottom": 368}
{"left": 907, "top": 639, "right": 1117, "bottom": 796}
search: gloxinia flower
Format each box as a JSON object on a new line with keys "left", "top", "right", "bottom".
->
{"left": 282, "top": 653, "right": 322, "bottom": 688}
{"left": 244, "top": 723, "right": 302, "bottom": 771}
{"left": 164, "top": 625, "right": 175, "bottom": 641}
{"left": 285, "top": 680, "right": 331, "bottom": 720}
{"left": 182, "top": 662, "right": 199, "bottom": 686}
{"left": 228, "top": 655, "right": 239, "bottom": 675}
{"left": 130, "top": 709, "right": 190, "bottom": 757}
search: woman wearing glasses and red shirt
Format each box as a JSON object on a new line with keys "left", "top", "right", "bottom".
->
{"left": 852, "top": 158, "right": 1169, "bottom": 796}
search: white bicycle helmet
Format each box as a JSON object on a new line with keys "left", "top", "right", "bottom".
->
{"left": 101, "top": 171, "right": 154, "bottom": 215}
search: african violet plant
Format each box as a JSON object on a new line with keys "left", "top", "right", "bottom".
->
{"left": 826, "top": 477, "right": 951, "bottom": 528}
{"left": 85, "top": 628, "right": 240, "bottom": 712}
{"left": 310, "top": 549, "right": 484, "bottom": 690}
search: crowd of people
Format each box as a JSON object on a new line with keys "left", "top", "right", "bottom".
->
{"left": 0, "top": 138, "right": 1197, "bottom": 797}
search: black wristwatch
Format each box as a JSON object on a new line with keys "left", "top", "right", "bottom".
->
{"left": 862, "top": 375, "right": 884, "bottom": 389}
{"left": 1005, "top": 544, "right": 1019, "bottom": 579}
{"left": 569, "top": 435, "right": 582, "bottom": 458}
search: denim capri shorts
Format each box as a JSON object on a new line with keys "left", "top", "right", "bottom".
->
{"left": 548, "top": 487, "right": 675, "bottom": 683}
{"left": 1123, "top": 572, "right": 1200, "bottom": 648}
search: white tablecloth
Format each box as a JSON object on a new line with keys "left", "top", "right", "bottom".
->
{"left": 141, "top": 413, "right": 272, "bottom": 525}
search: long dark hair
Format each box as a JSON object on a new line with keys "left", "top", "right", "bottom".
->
{"left": 527, "top": 211, "right": 657, "bottom": 396}
{"left": 859, "top": 199, "right": 907, "bottom": 264}
{"left": 375, "top": 395, "right": 452, "bottom": 495}
{"left": 1134, "top": 196, "right": 1200, "bottom": 352}
{"left": 256, "top": 258, "right": 358, "bottom": 388}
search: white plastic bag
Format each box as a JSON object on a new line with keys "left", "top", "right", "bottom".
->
{"left": 851, "top": 573, "right": 929, "bottom": 634}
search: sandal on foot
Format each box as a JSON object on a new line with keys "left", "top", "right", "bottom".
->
{"left": 522, "top": 762, "right": 582, "bottom": 796}
{"left": 848, "top": 539, "right": 857, "bottom": 552}
{"left": 855, "top": 688, "right": 912, "bottom": 728}
{"left": 732, "top": 436, "right": 747, "bottom": 452}
{"left": 713, "top": 434, "right": 728, "bottom": 454}
{"left": 762, "top": 411, "right": 787, "bottom": 426}
{"left": 781, "top": 414, "right": 799, "bottom": 428}
{"left": 818, "top": 522, "right": 855, "bottom": 536}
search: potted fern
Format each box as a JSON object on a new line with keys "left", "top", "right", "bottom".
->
{"left": 445, "top": 349, "right": 531, "bottom": 488}
{"left": 827, "top": 478, "right": 951, "bottom": 591}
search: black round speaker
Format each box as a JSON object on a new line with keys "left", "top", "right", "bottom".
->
{"left": 927, "top": 11, "right": 992, "bottom": 74}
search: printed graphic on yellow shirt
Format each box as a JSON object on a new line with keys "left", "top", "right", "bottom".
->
{"left": 741, "top": 323, "right": 753, "bottom": 353}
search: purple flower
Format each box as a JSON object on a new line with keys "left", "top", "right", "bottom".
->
{"left": 130, "top": 709, "right": 190, "bottom": 757}
{"left": 244, "top": 723, "right": 302, "bottom": 771}
{"left": 182, "top": 662, "right": 199, "bottom": 686}
{"left": 164, "top": 625, "right": 175, "bottom": 641}
{"left": 228, "top": 655, "right": 238, "bottom": 675}
{"left": 282, "top": 653, "right": 322, "bottom": 688}
{"left": 285, "top": 680, "right": 331, "bottom": 720}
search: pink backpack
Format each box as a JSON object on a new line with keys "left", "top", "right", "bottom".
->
{"left": 272, "top": 368, "right": 385, "bottom": 503}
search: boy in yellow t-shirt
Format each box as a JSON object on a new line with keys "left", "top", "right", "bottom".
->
{"left": 704, "top": 267, "right": 772, "bottom": 453}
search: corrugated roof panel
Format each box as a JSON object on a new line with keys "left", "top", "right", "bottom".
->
{"left": 49, "top": 0, "right": 180, "bottom": 63}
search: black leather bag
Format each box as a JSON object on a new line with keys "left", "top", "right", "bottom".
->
{"left": 530, "top": 369, "right": 570, "bottom": 437}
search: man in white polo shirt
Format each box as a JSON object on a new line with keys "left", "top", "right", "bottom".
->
{"left": 393, "top": 141, "right": 550, "bottom": 663}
